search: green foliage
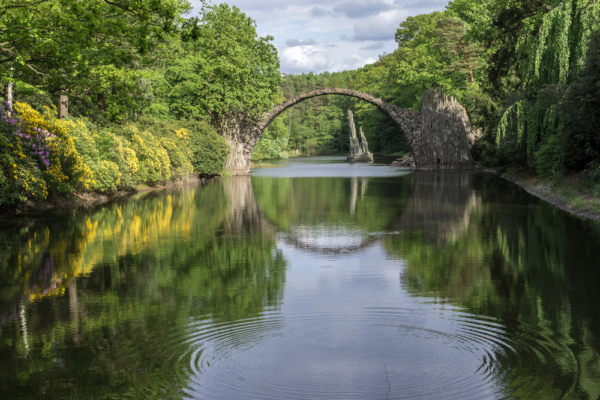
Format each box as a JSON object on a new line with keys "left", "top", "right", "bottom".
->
{"left": 162, "top": 2, "right": 281, "bottom": 120}
{"left": 97, "top": 131, "right": 141, "bottom": 187}
{"left": 125, "top": 116, "right": 194, "bottom": 180}
{"left": 253, "top": 132, "right": 289, "bottom": 160}
{"left": 275, "top": 72, "right": 355, "bottom": 155}
{"left": 0, "top": 0, "right": 189, "bottom": 98}
{"left": 534, "top": 131, "right": 565, "bottom": 177}
{"left": 114, "top": 125, "right": 171, "bottom": 184}
{"left": 560, "top": 31, "right": 600, "bottom": 171}
{"left": 185, "top": 120, "right": 229, "bottom": 176}
{"left": 491, "top": 0, "right": 600, "bottom": 169}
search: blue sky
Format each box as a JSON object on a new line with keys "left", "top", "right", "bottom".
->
{"left": 189, "top": 0, "right": 449, "bottom": 74}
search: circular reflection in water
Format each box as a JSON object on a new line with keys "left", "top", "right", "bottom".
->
{"left": 285, "top": 224, "right": 375, "bottom": 254}
{"left": 135, "top": 306, "right": 574, "bottom": 400}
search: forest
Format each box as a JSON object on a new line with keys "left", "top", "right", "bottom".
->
{"left": 1, "top": 0, "right": 600, "bottom": 206}
{"left": 261, "top": 0, "right": 600, "bottom": 178}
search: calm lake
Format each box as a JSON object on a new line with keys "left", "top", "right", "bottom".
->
{"left": 1, "top": 156, "right": 600, "bottom": 399}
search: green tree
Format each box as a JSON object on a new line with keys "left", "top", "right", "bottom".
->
{"left": 0, "top": 0, "right": 189, "bottom": 96}
{"left": 162, "top": 2, "right": 281, "bottom": 120}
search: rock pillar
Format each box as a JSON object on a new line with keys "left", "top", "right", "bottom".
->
{"left": 347, "top": 109, "right": 373, "bottom": 163}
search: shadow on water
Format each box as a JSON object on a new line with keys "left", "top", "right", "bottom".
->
{"left": 1, "top": 166, "right": 600, "bottom": 399}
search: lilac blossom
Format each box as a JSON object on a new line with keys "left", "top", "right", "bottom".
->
{"left": 1, "top": 102, "right": 53, "bottom": 169}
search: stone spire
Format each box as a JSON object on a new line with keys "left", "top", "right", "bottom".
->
{"left": 347, "top": 109, "right": 373, "bottom": 162}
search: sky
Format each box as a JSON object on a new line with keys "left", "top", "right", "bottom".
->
{"left": 188, "top": 0, "right": 449, "bottom": 75}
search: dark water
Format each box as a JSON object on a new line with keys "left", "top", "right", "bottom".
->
{"left": 1, "top": 156, "right": 600, "bottom": 399}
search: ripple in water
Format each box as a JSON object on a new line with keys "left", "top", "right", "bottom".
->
{"left": 133, "top": 306, "right": 574, "bottom": 399}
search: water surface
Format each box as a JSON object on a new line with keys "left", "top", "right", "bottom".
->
{"left": 1, "top": 156, "right": 600, "bottom": 399}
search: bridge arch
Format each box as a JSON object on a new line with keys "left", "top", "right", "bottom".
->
{"left": 222, "top": 88, "right": 421, "bottom": 173}
{"left": 258, "top": 88, "right": 421, "bottom": 143}
{"left": 221, "top": 87, "right": 474, "bottom": 174}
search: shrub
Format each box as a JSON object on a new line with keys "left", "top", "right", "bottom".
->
{"left": 128, "top": 116, "right": 194, "bottom": 180}
{"left": 95, "top": 130, "right": 139, "bottom": 188}
{"left": 184, "top": 120, "right": 228, "bottom": 175}
{"left": 61, "top": 119, "right": 123, "bottom": 191}
{"left": 117, "top": 125, "right": 171, "bottom": 183}
{"left": 252, "top": 131, "right": 288, "bottom": 160}
{"left": 131, "top": 116, "right": 227, "bottom": 176}
{"left": 14, "top": 102, "right": 85, "bottom": 195}
{"left": 93, "top": 160, "right": 122, "bottom": 191}
{"left": 534, "top": 133, "right": 565, "bottom": 177}
{"left": 160, "top": 134, "right": 193, "bottom": 181}
{"left": 0, "top": 102, "right": 48, "bottom": 204}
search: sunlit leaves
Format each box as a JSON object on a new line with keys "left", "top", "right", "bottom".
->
{"left": 162, "top": 3, "right": 281, "bottom": 120}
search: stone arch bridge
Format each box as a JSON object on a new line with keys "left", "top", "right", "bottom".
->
{"left": 216, "top": 87, "right": 476, "bottom": 174}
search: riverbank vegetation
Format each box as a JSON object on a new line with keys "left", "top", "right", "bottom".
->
{"left": 0, "top": 0, "right": 280, "bottom": 208}
{"left": 2, "top": 0, "right": 600, "bottom": 208}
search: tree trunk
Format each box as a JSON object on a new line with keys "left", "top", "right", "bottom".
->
{"left": 7, "top": 65, "right": 13, "bottom": 109}
{"left": 469, "top": 64, "right": 475, "bottom": 85}
{"left": 97, "top": 91, "right": 105, "bottom": 111}
{"left": 60, "top": 94, "right": 68, "bottom": 119}
{"left": 7, "top": 81, "right": 12, "bottom": 109}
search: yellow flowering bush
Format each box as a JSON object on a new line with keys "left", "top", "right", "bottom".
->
{"left": 175, "top": 128, "right": 189, "bottom": 140}
{"left": 1, "top": 101, "right": 48, "bottom": 204}
{"left": 59, "top": 119, "right": 127, "bottom": 191}
{"left": 14, "top": 102, "right": 85, "bottom": 195}
{"left": 119, "top": 125, "right": 171, "bottom": 183}
{"left": 2, "top": 101, "right": 224, "bottom": 207}
{"left": 0, "top": 153, "right": 48, "bottom": 204}
{"left": 95, "top": 130, "right": 140, "bottom": 187}
{"left": 160, "top": 135, "right": 193, "bottom": 181}
{"left": 94, "top": 160, "right": 122, "bottom": 191}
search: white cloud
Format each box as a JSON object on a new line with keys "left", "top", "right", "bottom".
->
{"left": 188, "top": 0, "right": 450, "bottom": 74}
{"left": 341, "top": 8, "right": 410, "bottom": 41}
{"left": 341, "top": 54, "right": 378, "bottom": 71}
{"left": 280, "top": 46, "right": 336, "bottom": 74}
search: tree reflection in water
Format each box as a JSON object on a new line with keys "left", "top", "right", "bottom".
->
{"left": 1, "top": 170, "right": 600, "bottom": 399}
{"left": 386, "top": 172, "right": 600, "bottom": 399}
{"left": 0, "top": 180, "right": 287, "bottom": 399}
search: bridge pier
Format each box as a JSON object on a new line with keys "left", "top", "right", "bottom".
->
{"left": 412, "top": 88, "right": 474, "bottom": 169}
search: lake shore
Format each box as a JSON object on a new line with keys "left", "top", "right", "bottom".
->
{"left": 4, "top": 164, "right": 599, "bottom": 223}
{"left": 0, "top": 175, "right": 213, "bottom": 219}
{"left": 250, "top": 162, "right": 285, "bottom": 169}
{"left": 492, "top": 169, "right": 600, "bottom": 222}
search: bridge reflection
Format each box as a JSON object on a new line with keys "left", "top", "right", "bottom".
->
{"left": 224, "top": 172, "right": 482, "bottom": 255}
{"left": 392, "top": 172, "right": 481, "bottom": 247}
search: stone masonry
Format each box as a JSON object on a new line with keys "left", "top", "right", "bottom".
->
{"left": 415, "top": 88, "right": 474, "bottom": 168}
{"left": 216, "top": 87, "right": 476, "bottom": 174}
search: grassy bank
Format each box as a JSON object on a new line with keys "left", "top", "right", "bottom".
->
{"left": 250, "top": 162, "right": 285, "bottom": 169}
{"left": 498, "top": 169, "right": 600, "bottom": 221}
